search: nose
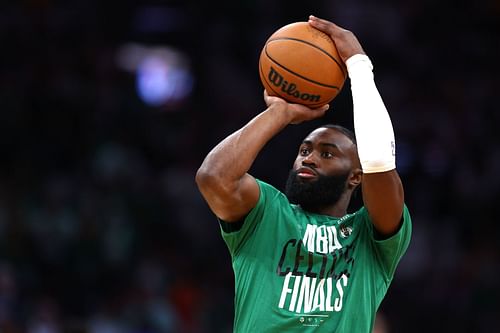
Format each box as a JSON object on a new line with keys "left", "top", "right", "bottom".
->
{"left": 301, "top": 152, "right": 318, "bottom": 168}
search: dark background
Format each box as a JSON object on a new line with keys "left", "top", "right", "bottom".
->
{"left": 0, "top": 0, "right": 499, "bottom": 332}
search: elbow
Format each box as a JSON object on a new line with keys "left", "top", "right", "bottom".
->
{"left": 195, "top": 164, "right": 224, "bottom": 191}
{"left": 196, "top": 164, "right": 239, "bottom": 198}
{"left": 195, "top": 165, "right": 214, "bottom": 189}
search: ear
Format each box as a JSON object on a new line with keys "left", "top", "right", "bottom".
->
{"left": 348, "top": 168, "right": 363, "bottom": 189}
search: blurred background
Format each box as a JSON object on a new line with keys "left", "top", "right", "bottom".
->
{"left": 0, "top": 0, "right": 499, "bottom": 332}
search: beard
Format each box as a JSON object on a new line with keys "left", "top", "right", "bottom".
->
{"left": 285, "top": 168, "right": 350, "bottom": 212}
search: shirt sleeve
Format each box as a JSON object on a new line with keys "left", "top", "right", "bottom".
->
{"left": 219, "top": 179, "right": 279, "bottom": 257}
{"left": 368, "top": 205, "right": 412, "bottom": 282}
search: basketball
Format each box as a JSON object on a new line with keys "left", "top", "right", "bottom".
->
{"left": 259, "top": 22, "right": 347, "bottom": 108}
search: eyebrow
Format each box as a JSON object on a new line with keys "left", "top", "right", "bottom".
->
{"left": 302, "top": 140, "right": 340, "bottom": 150}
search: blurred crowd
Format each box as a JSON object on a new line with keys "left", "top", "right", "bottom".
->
{"left": 0, "top": 0, "right": 499, "bottom": 332}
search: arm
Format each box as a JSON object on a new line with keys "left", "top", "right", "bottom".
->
{"left": 309, "top": 16, "right": 404, "bottom": 237}
{"left": 196, "top": 92, "right": 329, "bottom": 222}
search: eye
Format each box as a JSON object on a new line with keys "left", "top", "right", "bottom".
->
{"left": 321, "top": 151, "right": 334, "bottom": 159}
{"left": 300, "top": 147, "right": 310, "bottom": 156}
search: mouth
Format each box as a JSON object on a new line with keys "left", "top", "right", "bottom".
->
{"left": 296, "top": 167, "right": 318, "bottom": 179}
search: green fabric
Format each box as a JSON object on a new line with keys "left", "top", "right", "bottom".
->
{"left": 220, "top": 179, "right": 412, "bottom": 333}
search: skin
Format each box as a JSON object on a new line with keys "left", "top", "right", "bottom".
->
{"left": 196, "top": 16, "right": 404, "bottom": 237}
{"left": 292, "top": 127, "right": 362, "bottom": 217}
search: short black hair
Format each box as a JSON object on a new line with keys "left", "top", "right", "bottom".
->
{"left": 320, "top": 124, "right": 357, "bottom": 145}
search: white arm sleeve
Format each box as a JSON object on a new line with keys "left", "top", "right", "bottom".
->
{"left": 347, "top": 54, "right": 396, "bottom": 174}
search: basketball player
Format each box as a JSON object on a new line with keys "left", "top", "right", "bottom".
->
{"left": 196, "top": 16, "right": 411, "bottom": 332}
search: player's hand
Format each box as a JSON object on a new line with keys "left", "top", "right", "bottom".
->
{"left": 264, "top": 90, "right": 329, "bottom": 125}
{"left": 308, "top": 15, "right": 365, "bottom": 62}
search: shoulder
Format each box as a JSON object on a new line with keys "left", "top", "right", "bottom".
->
{"left": 255, "top": 178, "right": 281, "bottom": 195}
{"left": 254, "top": 179, "right": 290, "bottom": 207}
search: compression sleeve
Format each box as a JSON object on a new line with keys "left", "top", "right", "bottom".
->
{"left": 347, "top": 54, "right": 396, "bottom": 174}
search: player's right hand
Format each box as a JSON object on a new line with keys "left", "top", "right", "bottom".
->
{"left": 264, "top": 90, "right": 329, "bottom": 125}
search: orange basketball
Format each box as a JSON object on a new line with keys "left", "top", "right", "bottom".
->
{"left": 259, "top": 22, "right": 347, "bottom": 108}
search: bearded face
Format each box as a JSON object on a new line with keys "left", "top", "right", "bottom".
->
{"left": 285, "top": 168, "right": 350, "bottom": 212}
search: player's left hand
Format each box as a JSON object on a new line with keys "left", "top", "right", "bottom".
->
{"left": 308, "top": 15, "right": 365, "bottom": 62}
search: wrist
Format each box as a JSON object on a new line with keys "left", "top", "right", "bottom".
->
{"left": 266, "top": 102, "right": 294, "bottom": 125}
{"left": 346, "top": 54, "right": 373, "bottom": 79}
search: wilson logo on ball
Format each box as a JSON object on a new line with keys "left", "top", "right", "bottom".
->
{"left": 268, "top": 67, "right": 321, "bottom": 103}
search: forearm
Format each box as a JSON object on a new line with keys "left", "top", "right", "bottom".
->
{"left": 196, "top": 92, "right": 327, "bottom": 221}
{"left": 348, "top": 54, "right": 403, "bottom": 235}
{"left": 348, "top": 54, "right": 395, "bottom": 173}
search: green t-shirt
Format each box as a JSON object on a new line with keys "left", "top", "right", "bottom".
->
{"left": 220, "top": 179, "right": 412, "bottom": 333}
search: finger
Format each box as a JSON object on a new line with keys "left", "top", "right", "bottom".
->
{"left": 308, "top": 104, "right": 329, "bottom": 119}
{"left": 308, "top": 15, "right": 340, "bottom": 29}
{"left": 308, "top": 15, "right": 345, "bottom": 36}
{"left": 314, "top": 104, "right": 330, "bottom": 112}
